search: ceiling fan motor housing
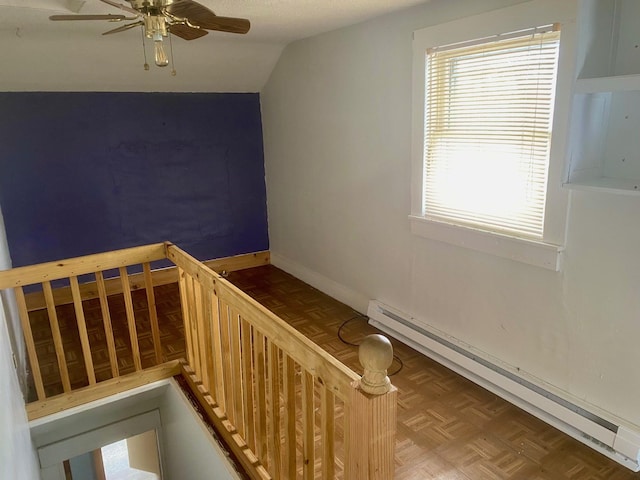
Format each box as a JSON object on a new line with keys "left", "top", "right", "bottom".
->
{"left": 144, "top": 15, "right": 168, "bottom": 38}
{"left": 129, "top": 0, "right": 177, "bottom": 11}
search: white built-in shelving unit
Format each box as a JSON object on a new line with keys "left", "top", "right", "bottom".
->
{"left": 565, "top": 0, "right": 640, "bottom": 194}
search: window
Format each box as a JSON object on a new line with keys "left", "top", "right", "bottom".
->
{"left": 424, "top": 26, "right": 560, "bottom": 238}
{"left": 410, "top": 1, "right": 577, "bottom": 271}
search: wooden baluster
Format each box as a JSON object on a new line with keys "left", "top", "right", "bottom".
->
{"left": 194, "top": 281, "right": 208, "bottom": 390}
{"left": 219, "top": 300, "right": 234, "bottom": 423}
{"left": 95, "top": 271, "right": 119, "bottom": 378}
{"left": 210, "top": 288, "right": 225, "bottom": 410}
{"left": 320, "top": 383, "right": 335, "bottom": 480}
{"left": 177, "top": 268, "right": 194, "bottom": 368}
{"left": 253, "top": 329, "right": 267, "bottom": 465}
{"left": 229, "top": 308, "right": 244, "bottom": 436}
{"left": 346, "top": 334, "right": 397, "bottom": 480}
{"left": 42, "top": 281, "right": 71, "bottom": 392}
{"left": 240, "top": 317, "right": 255, "bottom": 451}
{"left": 301, "top": 370, "right": 315, "bottom": 480}
{"left": 14, "top": 286, "right": 45, "bottom": 400}
{"left": 282, "top": 354, "right": 297, "bottom": 478}
{"left": 202, "top": 287, "right": 215, "bottom": 394}
{"left": 142, "top": 262, "right": 162, "bottom": 365}
{"left": 187, "top": 275, "right": 201, "bottom": 379}
{"left": 344, "top": 401, "right": 352, "bottom": 479}
{"left": 119, "top": 267, "right": 141, "bottom": 372}
{"left": 70, "top": 276, "right": 96, "bottom": 384}
{"left": 267, "top": 340, "right": 282, "bottom": 479}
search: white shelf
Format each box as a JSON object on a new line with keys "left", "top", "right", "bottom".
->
{"left": 565, "top": 1, "right": 640, "bottom": 195}
{"left": 575, "top": 74, "right": 640, "bottom": 94}
{"left": 564, "top": 177, "right": 640, "bottom": 195}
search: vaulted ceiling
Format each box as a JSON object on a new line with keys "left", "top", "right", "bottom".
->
{"left": 0, "top": 0, "right": 429, "bottom": 91}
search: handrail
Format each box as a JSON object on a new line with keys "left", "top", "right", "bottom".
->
{"left": 21, "top": 251, "right": 270, "bottom": 312}
{"left": 0, "top": 242, "right": 167, "bottom": 289}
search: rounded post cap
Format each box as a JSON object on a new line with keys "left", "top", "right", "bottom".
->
{"left": 359, "top": 334, "right": 393, "bottom": 394}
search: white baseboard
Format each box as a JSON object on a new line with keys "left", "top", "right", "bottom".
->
{"left": 269, "top": 252, "right": 370, "bottom": 313}
{"left": 368, "top": 300, "right": 640, "bottom": 472}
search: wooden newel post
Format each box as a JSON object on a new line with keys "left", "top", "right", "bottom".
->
{"left": 347, "top": 334, "right": 398, "bottom": 479}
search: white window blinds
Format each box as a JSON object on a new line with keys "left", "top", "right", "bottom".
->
{"left": 423, "top": 26, "right": 561, "bottom": 238}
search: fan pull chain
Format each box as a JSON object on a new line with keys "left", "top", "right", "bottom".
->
{"left": 140, "top": 27, "right": 149, "bottom": 71}
{"left": 168, "top": 31, "right": 177, "bottom": 76}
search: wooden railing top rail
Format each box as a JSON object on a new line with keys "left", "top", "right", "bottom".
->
{"left": 166, "top": 244, "right": 361, "bottom": 400}
{"left": 0, "top": 242, "right": 167, "bottom": 289}
{"left": 22, "top": 251, "right": 270, "bottom": 312}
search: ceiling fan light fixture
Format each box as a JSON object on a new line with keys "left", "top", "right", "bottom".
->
{"left": 50, "top": 0, "right": 251, "bottom": 71}
{"left": 142, "top": 14, "right": 169, "bottom": 67}
{"left": 153, "top": 37, "right": 169, "bottom": 67}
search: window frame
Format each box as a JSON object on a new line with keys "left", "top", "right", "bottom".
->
{"left": 410, "top": 0, "right": 578, "bottom": 271}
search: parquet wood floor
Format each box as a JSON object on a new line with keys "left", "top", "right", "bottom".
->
{"left": 29, "top": 264, "right": 640, "bottom": 479}
{"left": 226, "top": 266, "right": 640, "bottom": 480}
{"left": 27, "top": 283, "right": 185, "bottom": 400}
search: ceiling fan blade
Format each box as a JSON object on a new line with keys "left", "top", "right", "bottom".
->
{"left": 103, "top": 21, "right": 143, "bottom": 35}
{"left": 169, "top": 23, "right": 208, "bottom": 41}
{"left": 98, "top": 0, "right": 139, "bottom": 16}
{"left": 165, "top": 0, "right": 215, "bottom": 20}
{"left": 196, "top": 16, "right": 250, "bottom": 34}
{"left": 50, "top": 14, "right": 126, "bottom": 21}
{"left": 166, "top": 0, "right": 250, "bottom": 34}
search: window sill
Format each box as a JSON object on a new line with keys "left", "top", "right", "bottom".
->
{"left": 409, "top": 215, "right": 564, "bottom": 271}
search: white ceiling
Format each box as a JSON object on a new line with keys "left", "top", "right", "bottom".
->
{"left": 0, "top": 0, "right": 430, "bottom": 92}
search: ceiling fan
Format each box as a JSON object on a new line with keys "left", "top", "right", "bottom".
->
{"left": 49, "top": 0, "right": 250, "bottom": 70}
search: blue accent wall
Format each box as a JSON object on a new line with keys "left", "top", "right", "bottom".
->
{"left": 0, "top": 92, "right": 268, "bottom": 267}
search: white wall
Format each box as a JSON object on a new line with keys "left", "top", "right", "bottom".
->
{"left": 159, "top": 383, "right": 241, "bottom": 480}
{"left": 0, "top": 206, "right": 39, "bottom": 479}
{"left": 0, "top": 204, "right": 39, "bottom": 480}
{"left": 0, "top": 205, "right": 28, "bottom": 393}
{"left": 30, "top": 380, "right": 240, "bottom": 480}
{"left": 261, "top": 0, "right": 640, "bottom": 430}
{"left": 0, "top": 296, "right": 40, "bottom": 480}
{"left": 127, "top": 430, "right": 162, "bottom": 476}
{"left": 68, "top": 452, "right": 98, "bottom": 480}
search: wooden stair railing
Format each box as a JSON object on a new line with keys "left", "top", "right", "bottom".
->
{"left": 0, "top": 242, "right": 397, "bottom": 479}
{"left": 0, "top": 243, "right": 175, "bottom": 416}
{"left": 168, "top": 244, "right": 397, "bottom": 479}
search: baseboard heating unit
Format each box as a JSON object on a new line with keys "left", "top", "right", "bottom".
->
{"left": 367, "top": 300, "right": 640, "bottom": 471}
